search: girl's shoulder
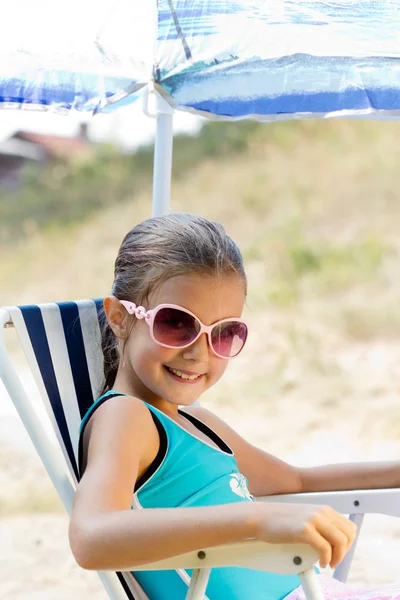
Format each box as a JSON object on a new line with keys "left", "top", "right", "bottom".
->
{"left": 79, "top": 393, "right": 160, "bottom": 478}
{"left": 82, "top": 391, "right": 154, "bottom": 435}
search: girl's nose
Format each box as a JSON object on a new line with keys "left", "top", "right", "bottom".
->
{"left": 182, "top": 332, "right": 210, "bottom": 362}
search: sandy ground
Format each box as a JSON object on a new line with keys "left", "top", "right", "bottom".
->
{"left": 1, "top": 359, "right": 400, "bottom": 600}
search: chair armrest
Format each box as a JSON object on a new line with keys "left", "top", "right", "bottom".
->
{"left": 257, "top": 488, "right": 400, "bottom": 518}
{"left": 127, "top": 539, "right": 319, "bottom": 575}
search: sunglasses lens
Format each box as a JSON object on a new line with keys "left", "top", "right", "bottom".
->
{"left": 153, "top": 307, "right": 200, "bottom": 347}
{"left": 211, "top": 322, "right": 248, "bottom": 358}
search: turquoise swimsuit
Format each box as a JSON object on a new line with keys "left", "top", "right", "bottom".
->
{"left": 79, "top": 391, "right": 301, "bottom": 600}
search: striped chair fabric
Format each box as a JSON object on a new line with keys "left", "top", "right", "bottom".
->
{"left": 6, "top": 299, "right": 150, "bottom": 600}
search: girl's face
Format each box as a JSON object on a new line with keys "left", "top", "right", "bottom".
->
{"left": 113, "top": 273, "right": 246, "bottom": 413}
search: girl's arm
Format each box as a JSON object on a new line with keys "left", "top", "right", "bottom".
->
{"left": 69, "top": 396, "right": 355, "bottom": 571}
{"left": 300, "top": 461, "right": 400, "bottom": 493}
{"left": 187, "top": 407, "right": 400, "bottom": 496}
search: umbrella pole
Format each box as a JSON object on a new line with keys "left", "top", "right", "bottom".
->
{"left": 152, "top": 93, "right": 174, "bottom": 217}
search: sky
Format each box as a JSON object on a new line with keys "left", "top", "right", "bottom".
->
{"left": 0, "top": 101, "right": 203, "bottom": 151}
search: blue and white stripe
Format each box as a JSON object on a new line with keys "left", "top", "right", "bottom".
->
{"left": 6, "top": 299, "right": 149, "bottom": 600}
{"left": 1, "top": 0, "right": 400, "bottom": 119}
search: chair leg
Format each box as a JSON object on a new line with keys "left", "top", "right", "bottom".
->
{"left": 333, "top": 513, "right": 364, "bottom": 583}
{"left": 185, "top": 568, "right": 211, "bottom": 600}
{"left": 299, "top": 568, "right": 325, "bottom": 600}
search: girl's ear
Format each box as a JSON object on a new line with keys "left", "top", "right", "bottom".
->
{"left": 104, "top": 296, "right": 131, "bottom": 339}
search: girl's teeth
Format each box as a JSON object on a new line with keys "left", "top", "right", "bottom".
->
{"left": 169, "top": 367, "right": 200, "bottom": 380}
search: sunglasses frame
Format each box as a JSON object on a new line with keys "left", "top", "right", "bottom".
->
{"left": 119, "top": 301, "right": 248, "bottom": 359}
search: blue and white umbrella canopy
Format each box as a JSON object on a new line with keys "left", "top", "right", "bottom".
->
{"left": 1, "top": 0, "right": 400, "bottom": 120}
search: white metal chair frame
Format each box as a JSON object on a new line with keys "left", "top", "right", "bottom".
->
{"left": 2, "top": 301, "right": 400, "bottom": 600}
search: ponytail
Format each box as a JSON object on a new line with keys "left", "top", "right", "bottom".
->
{"left": 100, "top": 312, "right": 120, "bottom": 395}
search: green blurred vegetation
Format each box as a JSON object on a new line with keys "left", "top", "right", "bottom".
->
{"left": 0, "top": 120, "right": 260, "bottom": 241}
{"left": 2, "top": 117, "right": 400, "bottom": 346}
{"left": 244, "top": 224, "right": 390, "bottom": 308}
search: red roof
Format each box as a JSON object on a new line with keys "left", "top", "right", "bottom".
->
{"left": 13, "top": 131, "right": 91, "bottom": 159}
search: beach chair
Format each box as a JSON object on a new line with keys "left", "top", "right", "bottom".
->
{"left": 1, "top": 299, "right": 399, "bottom": 600}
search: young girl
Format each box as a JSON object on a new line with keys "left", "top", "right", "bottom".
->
{"left": 69, "top": 214, "right": 400, "bottom": 600}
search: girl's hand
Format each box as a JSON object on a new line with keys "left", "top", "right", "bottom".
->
{"left": 254, "top": 503, "right": 357, "bottom": 569}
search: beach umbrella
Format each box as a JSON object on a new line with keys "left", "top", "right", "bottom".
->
{"left": 1, "top": 0, "right": 400, "bottom": 215}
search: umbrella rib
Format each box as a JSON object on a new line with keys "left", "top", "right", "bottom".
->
{"left": 167, "top": 0, "right": 192, "bottom": 60}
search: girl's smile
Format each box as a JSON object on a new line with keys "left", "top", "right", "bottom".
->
{"left": 163, "top": 365, "right": 205, "bottom": 382}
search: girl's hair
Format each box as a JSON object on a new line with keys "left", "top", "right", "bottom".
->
{"left": 100, "top": 213, "right": 246, "bottom": 394}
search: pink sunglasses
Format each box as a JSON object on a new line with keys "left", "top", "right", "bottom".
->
{"left": 119, "top": 301, "right": 248, "bottom": 359}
